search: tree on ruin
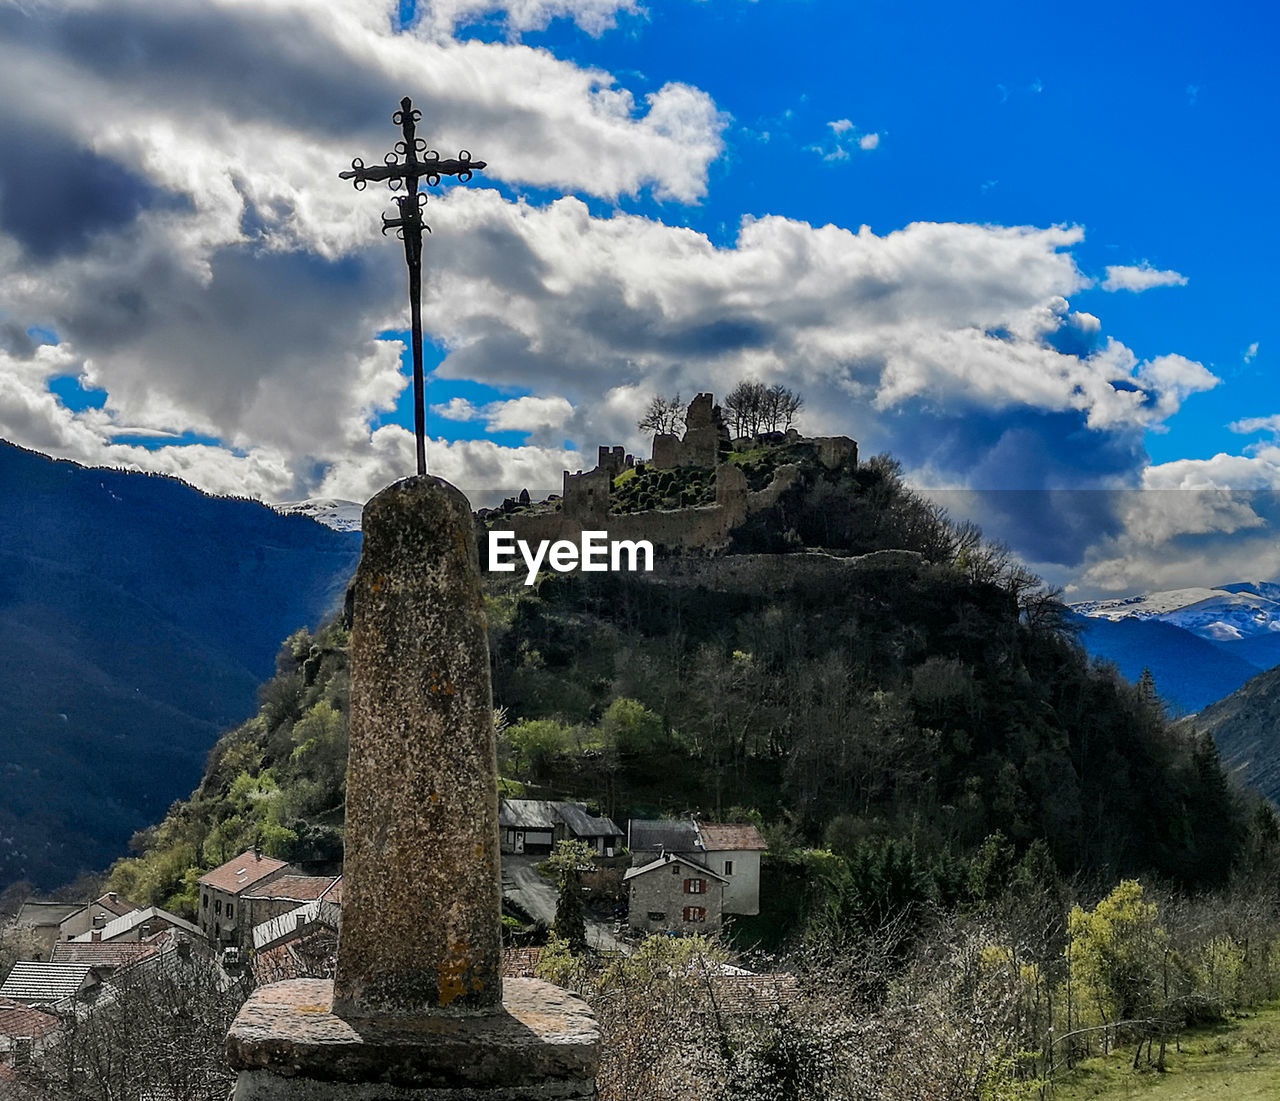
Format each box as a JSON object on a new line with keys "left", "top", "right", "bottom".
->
{"left": 638, "top": 393, "right": 686, "bottom": 436}
{"left": 723, "top": 381, "right": 804, "bottom": 437}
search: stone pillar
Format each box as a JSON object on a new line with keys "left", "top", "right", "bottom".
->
{"left": 226, "top": 476, "right": 598, "bottom": 1099}
{"left": 333, "top": 476, "right": 501, "bottom": 1016}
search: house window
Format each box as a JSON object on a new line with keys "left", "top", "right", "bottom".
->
{"left": 202, "top": 893, "right": 208, "bottom": 909}
{"left": 683, "top": 907, "right": 706, "bottom": 923}
{"left": 647, "top": 911, "right": 665, "bottom": 922}
{"left": 227, "top": 904, "right": 234, "bottom": 919}
{"left": 724, "top": 860, "right": 734, "bottom": 876}
{"left": 215, "top": 899, "right": 222, "bottom": 915}
{"left": 684, "top": 878, "right": 707, "bottom": 894}
{"left": 671, "top": 864, "right": 679, "bottom": 875}
{"left": 14, "top": 1037, "right": 32, "bottom": 1066}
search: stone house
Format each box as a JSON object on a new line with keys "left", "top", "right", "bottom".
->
{"left": 628, "top": 818, "right": 768, "bottom": 917}
{"left": 13, "top": 902, "right": 83, "bottom": 960}
{"left": 197, "top": 849, "right": 291, "bottom": 945}
{"left": 240, "top": 875, "right": 341, "bottom": 944}
{"left": 55, "top": 891, "right": 138, "bottom": 943}
{"left": 623, "top": 852, "right": 728, "bottom": 935}
{"left": 498, "top": 800, "right": 623, "bottom": 856}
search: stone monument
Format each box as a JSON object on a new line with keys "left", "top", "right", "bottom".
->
{"left": 225, "top": 477, "right": 599, "bottom": 1098}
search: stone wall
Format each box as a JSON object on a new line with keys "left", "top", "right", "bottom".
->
{"left": 650, "top": 392, "right": 727, "bottom": 470}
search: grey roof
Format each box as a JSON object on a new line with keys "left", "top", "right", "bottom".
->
{"left": 70, "top": 906, "right": 201, "bottom": 943}
{"left": 623, "top": 851, "right": 727, "bottom": 883}
{"left": 253, "top": 899, "right": 341, "bottom": 952}
{"left": 0, "top": 961, "right": 94, "bottom": 1004}
{"left": 499, "top": 800, "right": 622, "bottom": 839}
{"left": 16, "top": 902, "right": 84, "bottom": 928}
{"left": 628, "top": 819, "right": 700, "bottom": 853}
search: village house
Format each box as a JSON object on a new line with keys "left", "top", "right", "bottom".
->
{"left": 0, "top": 998, "right": 59, "bottom": 1070}
{"left": 623, "top": 851, "right": 728, "bottom": 935}
{"left": 498, "top": 800, "right": 623, "bottom": 856}
{"left": 68, "top": 905, "right": 200, "bottom": 945}
{"left": 628, "top": 818, "right": 768, "bottom": 917}
{"left": 197, "top": 848, "right": 291, "bottom": 945}
{"left": 239, "top": 874, "right": 341, "bottom": 944}
{"left": 13, "top": 902, "right": 84, "bottom": 960}
{"left": 0, "top": 961, "right": 99, "bottom": 1008}
{"left": 54, "top": 891, "right": 137, "bottom": 942}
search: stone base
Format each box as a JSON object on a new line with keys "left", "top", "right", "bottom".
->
{"left": 226, "top": 978, "right": 598, "bottom": 1100}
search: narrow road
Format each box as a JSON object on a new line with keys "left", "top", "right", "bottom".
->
{"left": 501, "top": 854, "right": 628, "bottom": 954}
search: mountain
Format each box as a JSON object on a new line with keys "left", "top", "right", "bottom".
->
{"left": 1070, "top": 582, "right": 1280, "bottom": 713}
{"left": 275, "top": 498, "right": 364, "bottom": 533}
{"left": 1181, "top": 664, "right": 1280, "bottom": 804}
{"left": 1068, "top": 613, "right": 1265, "bottom": 715}
{"left": 0, "top": 441, "right": 361, "bottom": 890}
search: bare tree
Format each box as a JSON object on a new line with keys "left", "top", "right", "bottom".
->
{"left": 638, "top": 393, "right": 685, "bottom": 436}
{"left": 724, "top": 380, "right": 803, "bottom": 437}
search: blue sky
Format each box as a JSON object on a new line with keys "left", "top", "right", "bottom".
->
{"left": 0, "top": 0, "right": 1276, "bottom": 595}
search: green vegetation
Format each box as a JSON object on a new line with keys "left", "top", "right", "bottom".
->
{"left": 1052, "top": 1003, "right": 1280, "bottom": 1099}
{"left": 611, "top": 461, "right": 716, "bottom": 512}
{"left": 107, "top": 442, "right": 1260, "bottom": 936}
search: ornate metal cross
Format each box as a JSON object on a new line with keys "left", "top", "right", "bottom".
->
{"left": 341, "top": 97, "right": 486, "bottom": 477}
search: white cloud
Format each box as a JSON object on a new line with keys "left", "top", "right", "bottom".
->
{"left": 429, "top": 394, "right": 574, "bottom": 437}
{"left": 419, "top": 0, "right": 643, "bottom": 38}
{"left": 1101, "top": 263, "right": 1188, "bottom": 292}
{"left": 1230, "top": 413, "right": 1280, "bottom": 436}
{"left": 828, "top": 118, "right": 853, "bottom": 135}
{"left": 1245, "top": 341, "right": 1260, "bottom": 363}
{"left": 859, "top": 132, "right": 880, "bottom": 150}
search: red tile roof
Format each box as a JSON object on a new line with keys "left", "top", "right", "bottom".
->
{"left": 198, "top": 850, "right": 289, "bottom": 894}
{"left": 698, "top": 823, "right": 768, "bottom": 852}
{"left": 501, "top": 947, "right": 543, "bottom": 978}
{"left": 0, "top": 1000, "right": 59, "bottom": 1040}
{"left": 241, "top": 875, "right": 339, "bottom": 902}
{"left": 93, "top": 892, "right": 136, "bottom": 918}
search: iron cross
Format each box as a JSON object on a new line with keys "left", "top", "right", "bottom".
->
{"left": 341, "top": 97, "right": 486, "bottom": 477}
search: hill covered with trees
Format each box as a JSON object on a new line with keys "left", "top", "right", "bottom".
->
{"left": 107, "top": 442, "right": 1255, "bottom": 923}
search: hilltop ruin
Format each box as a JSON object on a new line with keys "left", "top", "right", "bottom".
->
{"left": 479, "top": 392, "right": 857, "bottom": 563}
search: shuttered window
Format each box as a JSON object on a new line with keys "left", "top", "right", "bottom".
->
{"left": 683, "top": 906, "right": 706, "bottom": 923}
{"left": 684, "top": 878, "right": 707, "bottom": 894}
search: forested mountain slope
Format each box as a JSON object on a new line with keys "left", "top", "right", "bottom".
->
{"left": 109, "top": 449, "right": 1249, "bottom": 918}
{"left": 0, "top": 441, "right": 361, "bottom": 889}
{"left": 1180, "top": 664, "right": 1280, "bottom": 804}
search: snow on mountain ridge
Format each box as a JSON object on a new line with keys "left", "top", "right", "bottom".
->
{"left": 275, "top": 498, "right": 364, "bottom": 533}
{"left": 1072, "top": 583, "right": 1280, "bottom": 642}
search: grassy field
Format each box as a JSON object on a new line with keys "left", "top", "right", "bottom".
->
{"left": 1050, "top": 1003, "right": 1280, "bottom": 1099}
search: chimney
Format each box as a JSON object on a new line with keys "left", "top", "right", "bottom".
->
{"left": 92, "top": 913, "right": 106, "bottom": 929}
{"left": 90, "top": 930, "right": 101, "bottom": 942}
{"left": 253, "top": 845, "right": 262, "bottom": 861}
{"left": 107, "top": 892, "right": 118, "bottom": 903}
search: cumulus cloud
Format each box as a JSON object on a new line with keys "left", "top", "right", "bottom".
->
{"left": 1231, "top": 413, "right": 1280, "bottom": 436}
{"left": 419, "top": 0, "right": 643, "bottom": 38}
{"left": 1101, "top": 263, "right": 1188, "bottom": 292}
{"left": 0, "top": 0, "right": 1226, "bottom": 593}
{"left": 1245, "top": 341, "right": 1260, "bottom": 363}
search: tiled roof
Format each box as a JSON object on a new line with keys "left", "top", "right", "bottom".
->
{"left": 49, "top": 940, "right": 163, "bottom": 969}
{"left": 198, "top": 850, "right": 289, "bottom": 894}
{"left": 554, "top": 803, "right": 623, "bottom": 839}
{"left": 93, "top": 892, "right": 137, "bottom": 918}
{"left": 241, "top": 875, "right": 339, "bottom": 903}
{"left": 628, "top": 819, "right": 700, "bottom": 853}
{"left": 698, "top": 823, "right": 768, "bottom": 852}
{"left": 0, "top": 999, "right": 59, "bottom": 1040}
{"left": 0, "top": 962, "right": 93, "bottom": 1004}
{"left": 501, "top": 947, "right": 543, "bottom": 978}
{"left": 252, "top": 929, "right": 338, "bottom": 985}
{"left": 623, "top": 851, "right": 727, "bottom": 883}
{"left": 70, "top": 906, "right": 201, "bottom": 943}
{"left": 709, "top": 973, "right": 799, "bottom": 1014}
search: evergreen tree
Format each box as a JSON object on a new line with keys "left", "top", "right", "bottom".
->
{"left": 549, "top": 840, "right": 594, "bottom": 955}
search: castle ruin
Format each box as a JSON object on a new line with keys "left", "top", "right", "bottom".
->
{"left": 483, "top": 392, "right": 857, "bottom": 563}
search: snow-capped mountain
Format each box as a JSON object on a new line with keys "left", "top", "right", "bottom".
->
{"left": 1069, "top": 582, "right": 1280, "bottom": 714}
{"left": 1072, "top": 582, "right": 1280, "bottom": 642}
{"left": 275, "top": 497, "right": 364, "bottom": 533}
